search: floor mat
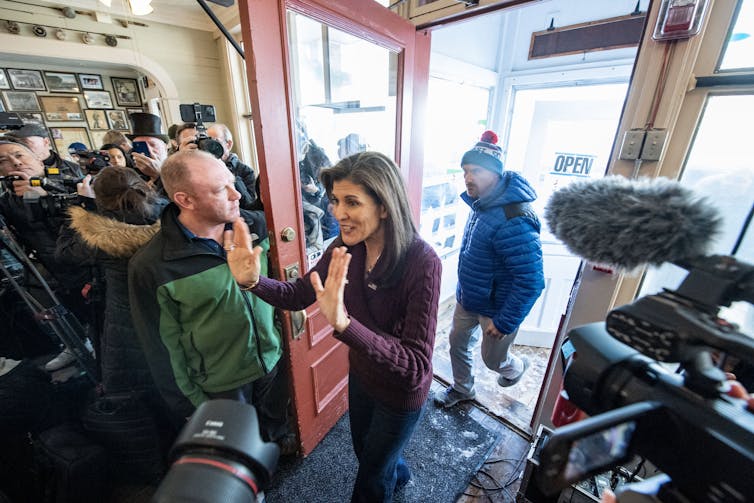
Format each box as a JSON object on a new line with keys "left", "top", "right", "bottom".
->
{"left": 265, "top": 402, "right": 499, "bottom": 502}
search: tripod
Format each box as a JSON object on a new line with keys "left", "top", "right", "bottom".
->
{"left": 0, "top": 219, "right": 97, "bottom": 383}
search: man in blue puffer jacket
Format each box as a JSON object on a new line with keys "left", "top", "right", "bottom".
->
{"left": 436, "top": 130, "right": 544, "bottom": 408}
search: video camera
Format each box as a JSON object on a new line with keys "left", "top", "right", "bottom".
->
{"left": 535, "top": 255, "right": 754, "bottom": 502}
{"left": 71, "top": 149, "right": 110, "bottom": 175}
{"left": 179, "top": 103, "right": 224, "bottom": 159}
{"left": 152, "top": 399, "right": 279, "bottom": 503}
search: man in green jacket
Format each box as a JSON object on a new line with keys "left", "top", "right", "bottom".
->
{"left": 128, "top": 150, "right": 291, "bottom": 451}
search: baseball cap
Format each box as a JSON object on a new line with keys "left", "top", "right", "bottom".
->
{"left": 68, "top": 142, "right": 87, "bottom": 153}
{"left": 12, "top": 124, "right": 49, "bottom": 139}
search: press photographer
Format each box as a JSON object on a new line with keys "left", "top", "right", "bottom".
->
{"left": 532, "top": 176, "right": 754, "bottom": 502}
{"left": 0, "top": 139, "right": 94, "bottom": 371}
{"left": 175, "top": 103, "right": 224, "bottom": 159}
{"left": 5, "top": 123, "right": 83, "bottom": 178}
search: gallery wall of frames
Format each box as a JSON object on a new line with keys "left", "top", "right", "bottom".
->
{"left": 0, "top": 64, "right": 143, "bottom": 154}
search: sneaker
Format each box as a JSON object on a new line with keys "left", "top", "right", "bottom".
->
{"left": 433, "top": 386, "right": 476, "bottom": 408}
{"left": 498, "top": 356, "right": 530, "bottom": 387}
{"left": 44, "top": 349, "right": 76, "bottom": 372}
{"left": 276, "top": 433, "right": 298, "bottom": 457}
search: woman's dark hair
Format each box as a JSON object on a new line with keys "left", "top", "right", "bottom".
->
{"left": 93, "top": 166, "right": 157, "bottom": 219}
{"left": 100, "top": 143, "right": 134, "bottom": 169}
{"left": 320, "top": 151, "right": 416, "bottom": 288}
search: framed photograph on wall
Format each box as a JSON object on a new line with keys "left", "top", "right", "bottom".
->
{"left": 45, "top": 71, "right": 80, "bottom": 93}
{"left": 17, "top": 112, "right": 45, "bottom": 125}
{"left": 78, "top": 73, "right": 104, "bottom": 90}
{"left": 50, "top": 127, "right": 91, "bottom": 154}
{"left": 83, "top": 90, "right": 113, "bottom": 109}
{"left": 85, "top": 109, "right": 108, "bottom": 130}
{"left": 0, "top": 69, "right": 9, "bottom": 90}
{"left": 126, "top": 107, "right": 143, "bottom": 116}
{"left": 40, "top": 95, "right": 84, "bottom": 121}
{"left": 106, "top": 110, "right": 130, "bottom": 130}
{"left": 90, "top": 130, "right": 107, "bottom": 150}
{"left": 111, "top": 77, "right": 141, "bottom": 107}
{"left": 2, "top": 91, "right": 41, "bottom": 111}
{"left": 7, "top": 69, "right": 46, "bottom": 91}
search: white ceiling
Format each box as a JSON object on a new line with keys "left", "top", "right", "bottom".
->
{"left": 3, "top": 0, "right": 239, "bottom": 32}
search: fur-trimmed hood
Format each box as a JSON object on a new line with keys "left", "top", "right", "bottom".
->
{"left": 67, "top": 205, "right": 160, "bottom": 259}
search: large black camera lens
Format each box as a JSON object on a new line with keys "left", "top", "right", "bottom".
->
{"left": 197, "top": 136, "right": 225, "bottom": 159}
{"left": 151, "top": 400, "right": 279, "bottom": 503}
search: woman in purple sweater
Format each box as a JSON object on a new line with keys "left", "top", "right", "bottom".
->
{"left": 225, "top": 151, "right": 442, "bottom": 502}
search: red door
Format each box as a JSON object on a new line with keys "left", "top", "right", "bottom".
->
{"left": 238, "top": 0, "right": 430, "bottom": 455}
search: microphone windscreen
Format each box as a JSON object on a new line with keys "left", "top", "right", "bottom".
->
{"left": 544, "top": 176, "right": 721, "bottom": 270}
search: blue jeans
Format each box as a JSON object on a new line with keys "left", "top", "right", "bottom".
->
{"left": 348, "top": 374, "right": 424, "bottom": 503}
{"left": 448, "top": 302, "right": 520, "bottom": 395}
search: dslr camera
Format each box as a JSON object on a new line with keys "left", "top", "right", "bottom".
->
{"left": 534, "top": 255, "right": 754, "bottom": 502}
{"left": 152, "top": 399, "right": 279, "bottom": 503}
{"left": 72, "top": 149, "right": 110, "bottom": 175}
{"left": 179, "top": 103, "right": 224, "bottom": 159}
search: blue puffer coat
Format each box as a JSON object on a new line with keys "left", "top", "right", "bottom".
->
{"left": 456, "top": 171, "right": 545, "bottom": 334}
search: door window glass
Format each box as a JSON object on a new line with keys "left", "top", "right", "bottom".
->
{"left": 506, "top": 83, "right": 629, "bottom": 226}
{"left": 286, "top": 10, "right": 398, "bottom": 267}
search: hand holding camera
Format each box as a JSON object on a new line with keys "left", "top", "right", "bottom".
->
{"left": 7, "top": 171, "right": 47, "bottom": 197}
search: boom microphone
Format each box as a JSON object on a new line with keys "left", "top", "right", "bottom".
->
{"left": 544, "top": 176, "right": 722, "bottom": 270}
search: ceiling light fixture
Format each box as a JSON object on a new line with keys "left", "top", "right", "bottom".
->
{"left": 128, "top": 0, "right": 153, "bottom": 16}
{"left": 99, "top": 0, "right": 112, "bottom": 6}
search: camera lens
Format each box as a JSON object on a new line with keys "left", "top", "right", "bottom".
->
{"left": 197, "top": 137, "right": 225, "bottom": 159}
{"left": 152, "top": 400, "right": 279, "bottom": 503}
{"left": 152, "top": 453, "right": 261, "bottom": 503}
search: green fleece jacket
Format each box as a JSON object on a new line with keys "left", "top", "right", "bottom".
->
{"left": 128, "top": 203, "right": 281, "bottom": 423}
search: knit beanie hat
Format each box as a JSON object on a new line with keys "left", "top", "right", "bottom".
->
{"left": 461, "top": 130, "right": 503, "bottom": 175}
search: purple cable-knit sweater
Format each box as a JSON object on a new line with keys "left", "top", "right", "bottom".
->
{"left": 252, "top": 237, "right": 442, "bottom": 411}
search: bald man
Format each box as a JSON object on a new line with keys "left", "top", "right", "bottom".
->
{"left": 128, "top": 150, "right": 294, "bottom": 454}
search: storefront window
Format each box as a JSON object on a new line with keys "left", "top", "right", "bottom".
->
{"left": 719, "top": 0, "right": 754, "bottom": 71}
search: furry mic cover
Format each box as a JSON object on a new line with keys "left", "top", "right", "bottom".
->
{"left": 544, "top": 176, "right": 721, "bottom": 270}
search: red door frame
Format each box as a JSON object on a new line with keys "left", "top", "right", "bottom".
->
{"left": 238, "top": 0, "right": 430, "bottom": 455}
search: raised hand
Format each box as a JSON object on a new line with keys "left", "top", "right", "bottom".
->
{"left": 224, "top": 217, "right": 263, "bottom": 289}
{"left": 310, "top": 246, "right": 351, "bottom": 333}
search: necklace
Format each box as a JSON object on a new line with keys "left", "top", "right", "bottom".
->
{"left": 366, "top": 253, "right": 381, "bottom": 275}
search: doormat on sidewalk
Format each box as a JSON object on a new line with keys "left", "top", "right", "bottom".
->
{"left": 265, "top": 403, "right": 499, "bottom": 503}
